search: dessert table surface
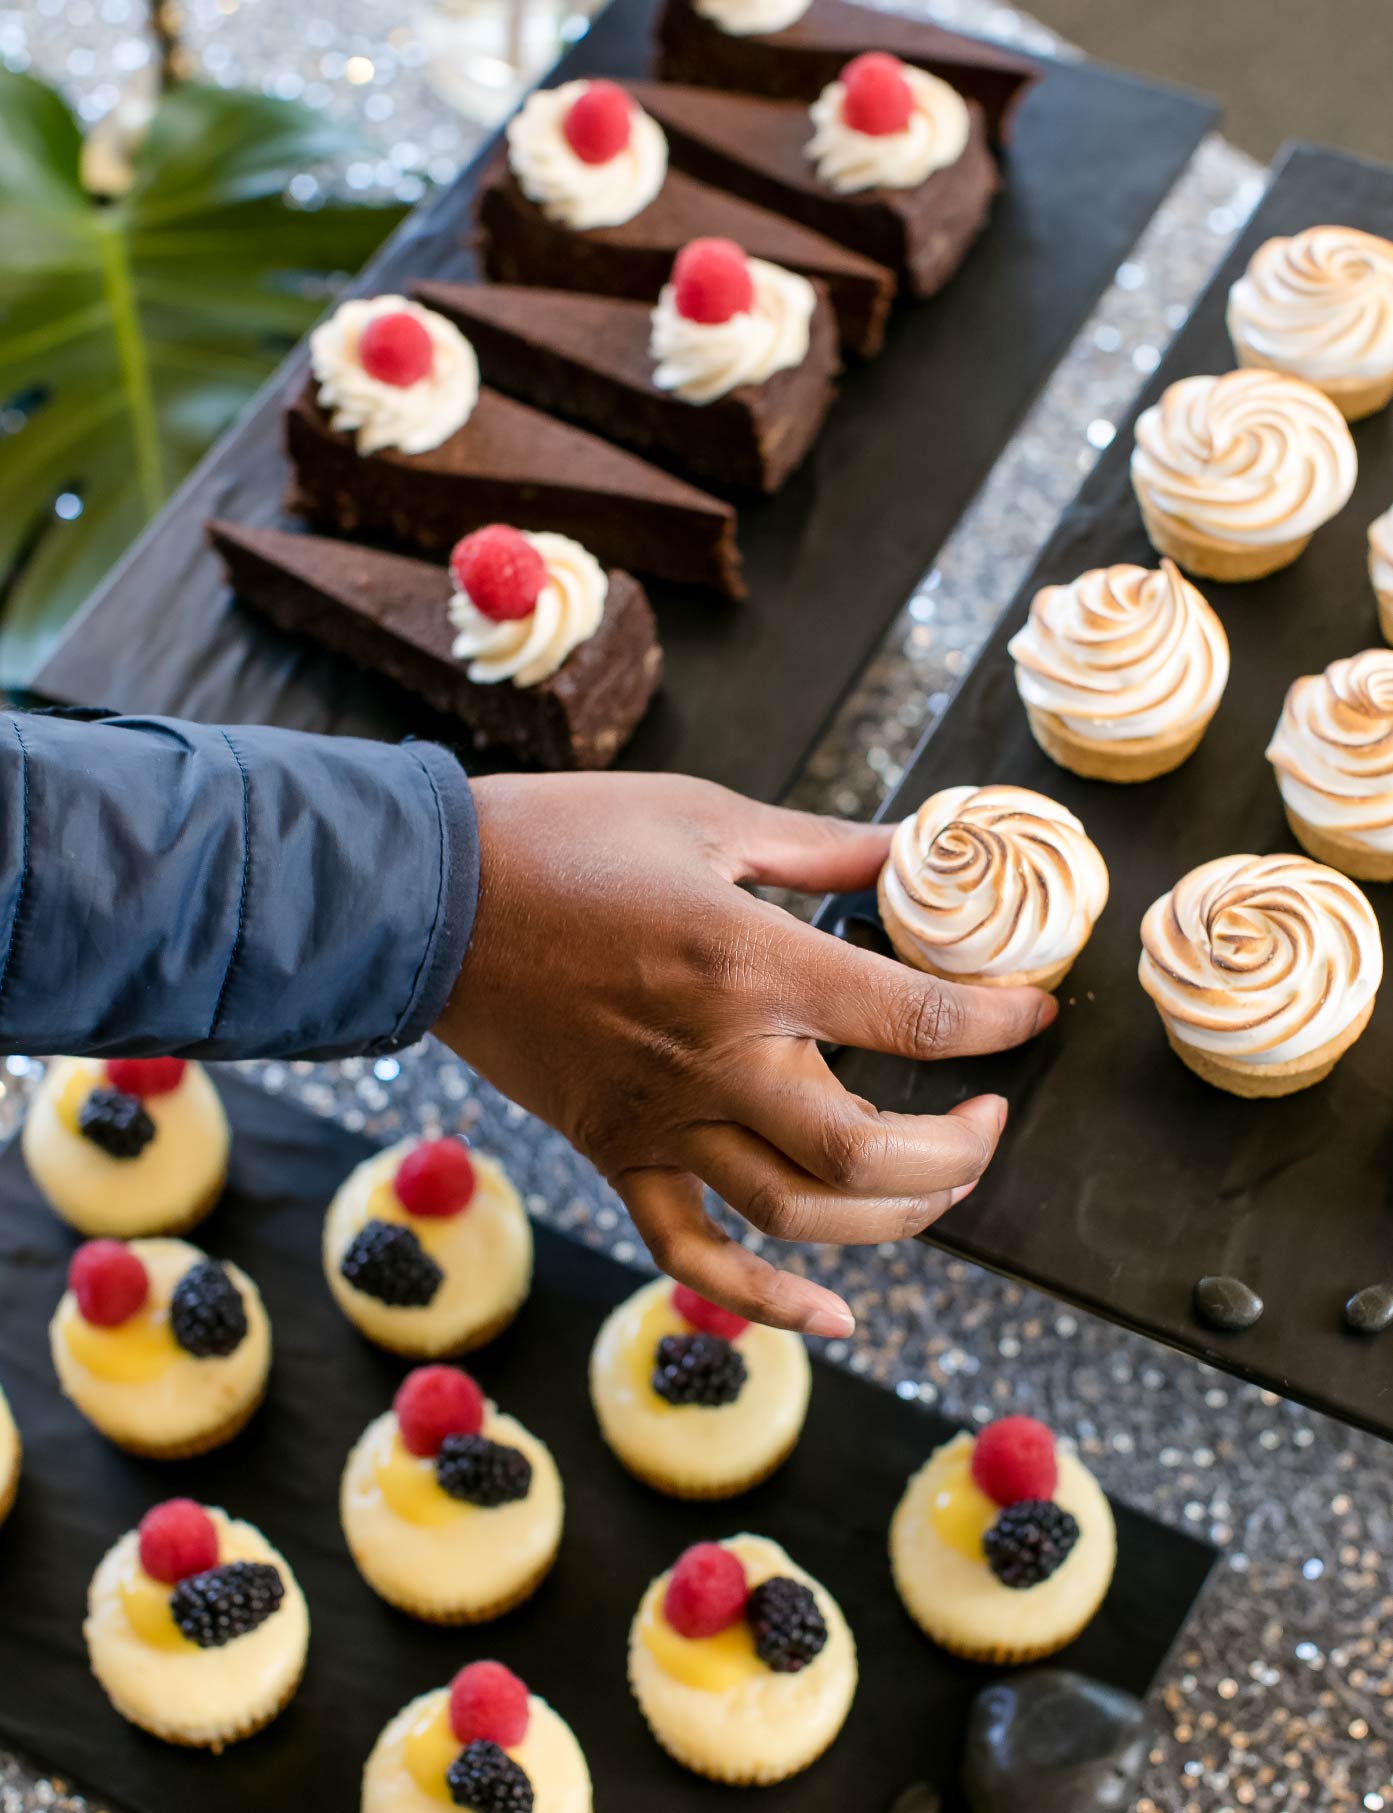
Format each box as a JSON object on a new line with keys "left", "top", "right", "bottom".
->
{"left": 4, "top": 2, "right": 1391, "bottom": 1811}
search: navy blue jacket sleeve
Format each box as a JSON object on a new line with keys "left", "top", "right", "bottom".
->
{"left": 0, "top": 712, "right": 479, "bottom": 1059}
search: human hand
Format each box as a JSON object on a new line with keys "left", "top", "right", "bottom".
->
{"left": 437, "top": 773, "right": 1056, "bottom": 1336}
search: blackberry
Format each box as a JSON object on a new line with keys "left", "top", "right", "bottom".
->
{"left": 170, "top": 1561, "right": 285, "bottom": 1648}
{"left": 170, "top": 1259, "right": 248, "bottom": 1358}
{"left": 651, "top": 1332, "right": 747, "bottom": 1406}
{"left": 339, "top": 1218, "right": 442, "bottom": 1307}
{"left": 984, "top": 1498, "right": 1080, "bottom": 1588}
{"left": 78, "top": 1088, "right": 155, "bottom": 1159}
{"left": 447, "top": 1739, "right": 534, "bottom": 1811}
{"left": 435, "top": 1434, "right": 532, "bottom": 1506}
{"left": 746, "top": 1576, "right": 828, "bottom": 1673}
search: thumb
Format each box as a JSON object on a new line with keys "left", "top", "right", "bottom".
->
{"left": 720, "top": 799, "right": 894, "bottom": 895}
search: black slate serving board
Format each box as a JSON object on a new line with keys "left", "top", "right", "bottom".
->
{"left": 32, "top": 0, "right": 1215, "bottom": 801}
{"left": 817, "top": 142, "right": 1393, "bottom": 1442}
{"left": 0, "top": 1076, "right": 1213, "bottom": 1812}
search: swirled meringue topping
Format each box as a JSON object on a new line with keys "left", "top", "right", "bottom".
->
{"left": 1008, "top": 559, "right": 1229, "bottom": 744}
{"left": 309, "top": 296, "right": 479, "bottom": 456}
{"left": 1139, "top": 853, "right": 1382, "bottom": 1065}
{"left": 693, "top": 0, "right": 811, "bottom": 32}
{"left": 1266, "top": 650, "right": 1393, "bottom": 852}
{"left": 450, "top": 531, "right": 606, "bottom": 687}
{"left": 506, "top": 81, "right": 668, "bottom": 230}
{"left": 1131, "top": 369, "right": 1357, "bottom": 548}
{"left": 649, "top": 258, "right": 815, "bottom": 403}
{"left": 806, "top": 65, "right": 970, "bottom": 195}
{"left": 1227, "top": 226, "right": 1393, "bottom": 384}
{"left": 1370, "top": 505, "right": 1393, "bottom": 601}
{"left": 881, "top": 784, "right": 1109, "bottom": 979}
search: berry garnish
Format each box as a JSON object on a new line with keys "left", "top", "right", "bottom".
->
{"left": 104, "top": 1057, "right": 186, "bottom": 1098}
{"left": 395, "top": 1138, "right": 476, "bottom": 1218}
{"left": 562, "top": 79, "right": 632, "bottom": 165}
{"left": 138, "top": 1499, "right": 219, "bottom": 1584}
{"left": 446, "top": 1740, "right": 534, "bottom": 1812}
{"left": 78, "top": 1087, "right": 155, "bottom": 1159}
{"left": 746, "top": 1575, "right": 828, "bottom": 1673}
{"left": 671, "top": 1283, "right": 749, "bottom": 1342}
{"left": 449, "top": 1661, "right": 531, "bottom": 1750}
{"left": 69, "top": 1239, "right": 148, "bottom": 1326}
{"left": 435, "top": 1434, "right": 533, "bottom": 1506}
{"left": 663, "top": 1541, "right": 748, "bottom": 1638}
{"left": 672, "top": 237, "right": 755, "bottom": 325}
{"left": 339, "top": 1218, "right": 443, "bottom": 1307}
{"left": 359, "top": 309, "right": 435, "bottom": 386}
{"left": 395, "top": 1364, "right": 485, "bottom": 1457}
{"left": 840, "top": 52, "right": 915, "bottom": 136}
{"left": 652, "top": 1331, "right": 747, "bottom": 1406}
{"left": 971, "top": 1415, "right": 1059, "bottom": 1508}
{"left": 984, "top": 1499, "right": 1080, "bottom": 1589}
{"left": 170, "top": 1560, "right": 286, "bottom": 1647}
{"left": 450, "top": 525, "right": 547, "bottom": 623}
{"left": 170, "top": 1259, "right": 248, "bottom": 1359}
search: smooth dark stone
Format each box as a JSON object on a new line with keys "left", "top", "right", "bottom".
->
{"left": 1194, "top": 1274, "right": 1263, "bottom": 1332}
{"left": 889, "top": 1788, "right": 941, "bottom": 1813}
{"left": 963, "top": 1670, "right": 1150, "bottom": 1813}
{"left": 1345, "top": 1283, "right": 1393, "bottom": 1335}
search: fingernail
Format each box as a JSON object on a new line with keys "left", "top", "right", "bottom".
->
{"left": 806, "top": 1305, "right": 856, "bottom": 1339}
{"left": 950, "top": 1178, "right": 979, "bottom": 1207}
{"left": 993, "top": 1094, "right": 1009, "bottom": 1133}
{"left": 1033, "top": 993, "right": 1059, "bottom": 1032}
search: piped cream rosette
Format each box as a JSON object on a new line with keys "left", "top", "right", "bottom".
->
{"left": 806, "top": 63, "right": 970, "bottom": 194}
{"left": 1267, "top": 649, "right": 1393, "bottom": 881}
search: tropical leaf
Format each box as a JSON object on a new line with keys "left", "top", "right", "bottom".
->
{"left": 0, "top": 70, "right": 410, "bottom": 684}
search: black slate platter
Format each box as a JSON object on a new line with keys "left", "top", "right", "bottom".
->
{"left": 0, "top": 1076, "right": 1214, "bottom": 1812}
{"left": 817, "top": 143, "right": 1393, "bottom": 1441}
{"left": 32, "top": 1, "right": 1215, "bottom": 801}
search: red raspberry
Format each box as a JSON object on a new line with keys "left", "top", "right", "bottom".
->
{"left": 664, "top": 1542, "right": 749, "bottom": 1638}
{"left": 971, "top": 1415, "right": 1059, "bottom": 1507}
{"left": 395, "top": 1138, "right": 476, "bottom": 1218}
{"left": 672, "top": 237, "right": 755, "bottom": 325}
{"left": 450, "top": 525, "right": 547, "bottom": 622}
{"left": 841, "top": 52, "right": 915, "bottom": 136}
{"left": 562, "top": 80, "right": 632, "bottom": 165}
{"left": 394, "top": 1365, "right": 485, "bottom": 1457}
{"left": 104, "top": 1057, "right": 186, "bottom": 1098}
{"left": 138, "top": 1499, "right": 219, "bottom": 1584}
{"left": 449, "top": 1661, "right": 531, "bottom": 1749}
{"left": 358, "top": 309, "right": 435, "bottom": 387}
{"left": 69, "top": 1239, "right": 148, "bottom": 1326}
{"left": 671, "top": 1283, "right": 749, "bottom": 1342}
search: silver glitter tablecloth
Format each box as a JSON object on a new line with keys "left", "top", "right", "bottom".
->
{"left": 5, "top": 3, "right": 1391, "bottom": 1808}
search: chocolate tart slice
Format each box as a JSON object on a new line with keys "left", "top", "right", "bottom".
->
{"left": 208, "top": 521, "right": 662, "bottom": 770}
{"left": 476, "top": 158, "right": 893, "bottom": 358}
{"left": 415, "top": 280, "right": 839, "bottom": 496}
{"left": 654, "top": 0, "right": 1038, "bottom": 145}
{"left": 284, "top": 380, "right": 743, "bottom": 599}
{"left": 626, "top": 80, "right": 997, "bottom": 298}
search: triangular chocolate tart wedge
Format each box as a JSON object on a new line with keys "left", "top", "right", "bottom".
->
{"left": 626, "top": 80, "right": 998, "bottom": 298}
{"left": 208, "top": 521, "right": 663, "bottom": 770}
{"left": 284, "top": 378, "right": 743, "bottom": 599}
{"left": 476, "top": 158, "right": 893, "bottom": 358}
{"left": 414, "top": 279, "right": 839, "bottom": 496}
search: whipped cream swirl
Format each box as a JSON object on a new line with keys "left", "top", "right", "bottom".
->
{"left": 1130, "top": 369, "right": 1358, "bottom": 548}
{"left": 881, "top": 784, "right": 1109, "bottom": 979}
{"left": 1267, "top": 650, "right": 1393, "bottom": 852}
{"left": 1139, "top": 853, "right": 1382, "bottom": 1065}
{"left": 506, "top": 81, "right": 667, "bottom": 230}
{"left": 650, "top": 259, "right": 815, "bottom": 403}
{"left": 1370, "top": 505, "right": 1393, "bottom": 602}
{"left": 1008, "top": 560, "right": 1229, "bottom": 744}
{"left": 309, "top": 295, "right": 478, "bottom": 457}
{"left": 449, "top": 531, "right": 607, "bottom": 687}
{"left": 806, "top": 65, "right": 970, "bottom": 194}
{"left": 1227, "top": 225, "right": 1393, "bottom": 384}
{"left": 693, "top": 0, "right": 811, "bottom": 32}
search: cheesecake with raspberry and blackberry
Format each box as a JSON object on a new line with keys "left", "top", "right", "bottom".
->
{"left": 0, "top": 1383, "right": 19, "bottom": 1528}
{"left": 211, "top": 519, "right": 661, "bottom": 771}
{"left": 363, "top": 1661, "right": 591, "bottom": 1811}
{"left": 22, "top": 1058, "right": 229, "bottom": 1238}
{"left": 85, "top": 1498, "right": 309, "bottom": 1749}
{"left": 590, "top": 1275, "right": 811, "bottom": 1498}
{"left": 629, "top": 1536, "right": 856, "bottom": 1783}
{"left": 284, "top": 292, "right": 743, "bottom": 598}
{"left": 342, "top": 1365, "right": 563, "bottom": 1623}
{"left": 324, "top": 1136, "right": 532, "bottom": 1358}
{"left": 890, "top": 1416, "right": 1117, "bottom": 1663}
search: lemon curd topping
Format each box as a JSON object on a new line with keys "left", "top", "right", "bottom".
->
{"left": 55, "top": 1062, "right": 102, "bottom": 1135}
{"left": 64, "top": 1301, "right": 180, "bottom": 1383}
{"left": 118, "top": 1564, "right": 191, "bottom": 1650}
{"left": 363, "top": 1179, "right": 459, "bottom": 1261}
{"left": 404, "top": 1698, "right": 459, "bottom": 1802}
{"left": 639, "top": 1595, "right": 764, "bottom": 1691}
{"left": 927, "top": 1444, "right": 998, "bottom": 1561}
{"left": 373, "top": 1430, "right": 469, "bottom": 1529}
{"left": 623, "top": 1290, "right": 691, "bottom": 1405}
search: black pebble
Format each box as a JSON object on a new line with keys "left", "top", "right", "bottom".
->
{"left": 963, "top": 1669, "right": 1150, "bottom": 1813}
{"left": 1194, "top": 1275, "right": 1263, "bottom": 1332}
{"left": 1345, "top": 1283, "right": 1393, "bottom": 1336}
